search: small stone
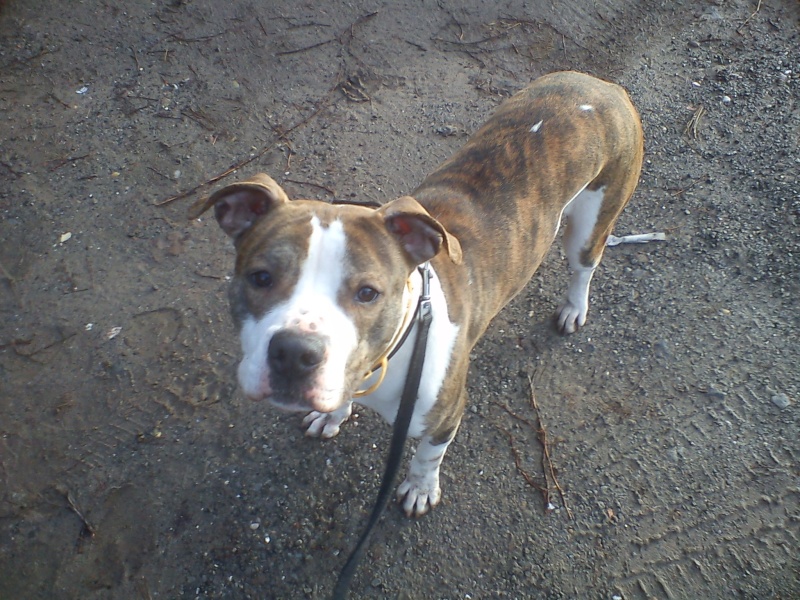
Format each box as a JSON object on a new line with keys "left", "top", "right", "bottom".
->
{"left": 706, "top": 386, "right": 727, "bottom": 400}
{"left": 771, "top": 393, "right": 790, "bottom": 409}
{"left": 722, "top": 95, "right": 732, "bottom": 104}
{"left": 654, "top": 339, "right": 671, "bottom": 358}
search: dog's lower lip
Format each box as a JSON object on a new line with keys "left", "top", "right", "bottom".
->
{"left": 267, "top": 397, "right": 310, "bottom": 412}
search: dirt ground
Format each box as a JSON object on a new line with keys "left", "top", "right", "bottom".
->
{"left": 1, "top": 0, "right": 798, "bottom": 598}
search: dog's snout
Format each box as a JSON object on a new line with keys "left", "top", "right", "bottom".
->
{"left": 268, "top": 330, "right": 325, "bottom": 377}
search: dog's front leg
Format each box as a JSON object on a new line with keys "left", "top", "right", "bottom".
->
{"left": 303, "top": 402, "right": 353, "bottom": 438}
{"left": 397, "top": 433, "right": 456, "bottom": 517}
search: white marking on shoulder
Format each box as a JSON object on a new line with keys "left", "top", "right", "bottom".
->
{"left": 530, "top": 120, "right": 543, "bottom": 133}
{"left": 579, "top": 104, "right": 594, "bottom": 111}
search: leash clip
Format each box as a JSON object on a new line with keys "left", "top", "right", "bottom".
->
{"left": 418, "top": 261, "right": 432, "bottom": 319}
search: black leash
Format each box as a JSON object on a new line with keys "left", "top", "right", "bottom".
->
{"left": 331, "top": 263, "right": 433, "bottom": 600}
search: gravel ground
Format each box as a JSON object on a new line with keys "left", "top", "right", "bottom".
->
{"left": 0, "top": 1, "right": 797, "bottom": 598}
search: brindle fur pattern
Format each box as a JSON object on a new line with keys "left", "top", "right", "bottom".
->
{"left": 411, "top": 71, "right": 643, "bottom": 442}
{"left": 193, "top": 70, "right": 644, "bottom": 495}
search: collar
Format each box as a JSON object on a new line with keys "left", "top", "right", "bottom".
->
{"left": 353, "top": 262, "right": 431, "bottom": 398}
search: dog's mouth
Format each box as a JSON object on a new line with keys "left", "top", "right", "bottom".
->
{"left": 236, "top": 317, "right": 367, "bottom": 413}
{"left": 253, "top": 378, "right": 353, "bottom": 414}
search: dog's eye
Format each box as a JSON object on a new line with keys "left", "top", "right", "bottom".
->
{"left": 355, "top": 286, "right": 380, "bottom": 303}
{"left": 247, "top": 270, "right": 273, "bottom": 289}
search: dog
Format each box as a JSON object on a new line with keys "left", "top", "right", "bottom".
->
{"left": 190, "top": 71, "right": 643, "bottom": 517}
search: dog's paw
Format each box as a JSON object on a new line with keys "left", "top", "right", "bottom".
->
{"left": 397, "top": 474, "right": 441, "bottom": 517}
{"left": 302, "top": 404, "right": 352, "bottom": 438}
{"left": 555, "top": 299, "right": 588, "bottom": 335}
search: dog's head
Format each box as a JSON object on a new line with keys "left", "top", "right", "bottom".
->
{"left": 191, "top": 174, "right": 461, "bottom": 413}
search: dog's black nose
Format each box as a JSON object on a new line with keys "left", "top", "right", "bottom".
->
{"left": 268, "top": 330, "right": 325, "bottom": 377}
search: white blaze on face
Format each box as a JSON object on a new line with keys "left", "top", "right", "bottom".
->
{"left": 237, "top": 216, "right": 359, "bottom": 411}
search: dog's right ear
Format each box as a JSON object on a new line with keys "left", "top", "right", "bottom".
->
{"left": 188, "top": 173, "right": 290, "bottom": 238}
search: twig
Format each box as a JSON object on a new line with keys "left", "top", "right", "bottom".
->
{"left": 683, "top": 105, "right": 705, "bottom": 139}
{"left": 157, "top": 144, "right": 264, "bottom": 207}
{"left": 499, "top": 427, "right": 548, "bottom": 495}
{"left": 15, "top": 331, "right": 77, "bottom": 358}
{"left": 2, "top": 46, "right": 58, "bottom": 69}
{"left": 0, "top": 160, "right": 24, "bottom": 178}
{"left": 256, "top": 16, "right": 268, "bottom": 37}
{"left": 737, "top": 0, "right": 763, "bottom": 33}
{"left": 130, "top": 47, "right": 141, "bottom": 72}
{"left": 56, "top": 485, "right": 95, "bottom": 538}
{"left": 528, "top": 375, "right": 573, "bottom": 519}
{"left": 606, "top": 232, "right": 666, "bottom": 247}
{"left": 157, "top": 12, "right": 372, "bottom": 209}
{"left": 46, "top": 154, "right": 90, "bottom": 172}
{"left": 156, "top": 92, "right": 332, "bottom": 207}
{"left": 498, "top": 16, "right": 592, "bottom": 53}
{"left": 181, "top": 107, "right": 216, "bottom": 131}
{"left": 0, "top": 260, "right": 18, "bottom": 302}
{"left": 47, "top": 92, "right": 71, "bottom": 109}
{"left": 620, "top": 371, "right": 648, "bottom": 405}
{"left": 339, "top": 11, "right": 379, "bottom": 46}
{"left": 0, "top": 338, "right": 31, "bottom": 351}
{"left": 493, "top": 400, "right": 555, "bottom": 512}
{"left": 284, "top": 178, "right": 335, "bottom": 196}
{"left": 147, "top": 166, "right": 173, "bottom": 181}
{"left": 339, "top": 75, "right": 371, "bottom": 102}
{"left": 276, "top": 15, "right": 332, "bottom": 30}
{"left": 276, "top": 38, "right": 335, "bottom": 56}
{"left": 667, "top": 177, "right": 701, "bottom": 197}
{"left": 493, "top": 400, "right": 538, "bottom": 430}
{"left": 404, "top": 39, "right": 428, "bottom": 52}
{"left": 136, "top": 577, "right": 154, "bottom": 600}
{"left": 168, "top": 30, "right": 228, "bottom": 44}
{"left": 193, "top": 270, "right": 225, "bottom": 280}
{"left": 431, "top": 30, "right": 512, "bottom": 48}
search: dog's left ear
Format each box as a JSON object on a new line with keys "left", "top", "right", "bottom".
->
{"left": 188, "top": 173, "right": 290, "bottom": 239}
{"left": 380, "top": 196, "right": 463, "bottom": 265}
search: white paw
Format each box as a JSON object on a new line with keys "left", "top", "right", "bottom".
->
{"left": 396, "top": 474, "right": 441, "bottom": 517}
{"left": 302, "top": 404, "right": 352, "bottom": 438}
{"left": 555, "top": 299, "right": 588, "bottom": 335}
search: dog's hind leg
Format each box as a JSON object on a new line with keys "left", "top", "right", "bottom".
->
{"left": 556, "top": 176, "right": 634, "bottom": 334}
{"left": 556, "top": 185, "right": 604, "bottom": 334}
